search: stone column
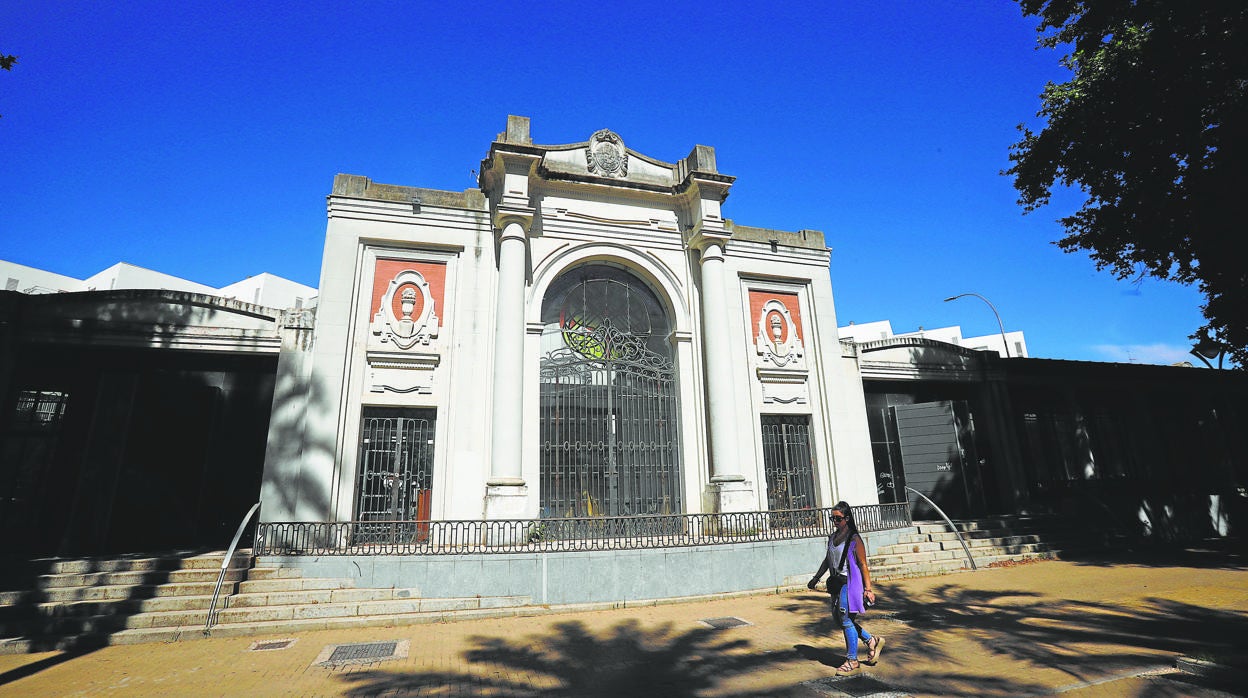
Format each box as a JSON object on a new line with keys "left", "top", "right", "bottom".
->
{"left": 485, "top": 219, "right": 529, "bottom": 520}
{"left": 696, "top": 241, "right": 754, "bottom": 512}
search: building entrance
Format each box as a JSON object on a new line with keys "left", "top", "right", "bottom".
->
{"left": 761, "top": 414, "right": 817, "bottom": 511}
{"left": 354, "top": 407, "right": 435, "bottom": 542}
{"left": 538, "top": 265, "right": 683, "bottom": 519}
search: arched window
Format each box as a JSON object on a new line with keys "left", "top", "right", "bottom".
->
{"left": 538, "top": 264, "right": 682, "bottom": 518}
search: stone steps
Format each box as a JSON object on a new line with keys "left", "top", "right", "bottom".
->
{"left": 0, "top": 598, "right": 541, "bottom": 655}
{"left": 866, "top": 514, "right": 1121, "bottom": 580}
{"left": 0, "top": 551, "right": 531, "bottom": 655}
{"left": 1, "top": 550, "right": 251, "bottom": 578}
{"left": 32, "top": 566, "right": 248, "bottom": 590}
{"left": 2, "top": 579, "right": 226, "bottom": 605}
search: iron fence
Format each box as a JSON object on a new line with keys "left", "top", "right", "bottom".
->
{"left": 254, "top": 502, "right": 912, "bottom": 556}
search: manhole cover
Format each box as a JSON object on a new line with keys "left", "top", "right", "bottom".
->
{"left": 699, "top": 616, "right": 751, "bottom": 629}
{"left": 330, "top": 641, "right": 397, "bottom": 663}
{"left": 314, "top": 639, "right": 410, "bottom": 668}
{"left": 249, "top": 639, "right": 295, "bottom": 652}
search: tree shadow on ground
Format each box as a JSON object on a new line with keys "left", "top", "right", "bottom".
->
{"left": 777, "top": 581, "right": 1248, "bottom": 696}
{"left": 334, "top": 618, "right": 800, "bottom": 697}
{"left": 1058, "top": 536, "right": 1248, "bottom": 571}
{"left": 0, "top": 646, "right": 100, "bottom": 686}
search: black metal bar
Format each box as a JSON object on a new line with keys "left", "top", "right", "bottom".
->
{"left": 254, "top": 503, "right": 911, "bottom": 556}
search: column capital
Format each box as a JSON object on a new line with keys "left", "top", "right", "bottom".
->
{"left": 689, "top": 231, "right": 731, "bottom": 255}
{"left": 493, "top": 206, "right": 535, "bottom": 238}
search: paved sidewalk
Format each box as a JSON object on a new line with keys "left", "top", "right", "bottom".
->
{"left": 1, "top": 547, "right": 1245, "bottom": 697}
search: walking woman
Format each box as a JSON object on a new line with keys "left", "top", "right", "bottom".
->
{"left": 807, "top": 501, "right": 884, "bottom": 675}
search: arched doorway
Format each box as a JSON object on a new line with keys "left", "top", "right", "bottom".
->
{"left": 538, "top": 264, "right": 683, "bottom": 519}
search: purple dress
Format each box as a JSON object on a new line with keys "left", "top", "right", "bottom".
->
{"left": 844, "top": 537, "right": 866, "bottom": 614}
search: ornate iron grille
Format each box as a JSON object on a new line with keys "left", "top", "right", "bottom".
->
{"left": 540, "top": 320, "right": 682, "bottom": 519}
{"left": 761, "top": 415, "right": 818, "bottom": 527}
{"left": 354, "top": 408, "right": 435, "bottom": 544}
{"left": 539, "top": 267, "right": 682, "bottom": 523}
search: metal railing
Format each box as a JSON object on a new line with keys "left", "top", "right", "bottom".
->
{"left": 204, "top": 501, "right": 261, "bottom": 635}
{"left": 254, "top": 503, "right": 912, "bottom": 557}
{"left": 905, "top": 486, "right": 976, "bottom": 570}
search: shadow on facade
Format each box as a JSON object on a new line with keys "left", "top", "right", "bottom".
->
{"left": 259, "top": 340, "right": 335, "bottom": 525}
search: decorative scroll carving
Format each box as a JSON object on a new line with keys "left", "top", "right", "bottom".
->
{"left": 366, "top": 351, "right": 440, "bottom": 395}
{"left": 585, "top": 129, "right": 629, "bottom": 179}
{"left": 757, "top": 368, "right": 809, "bottom": 405}
{"left": 755, "top": 298, "right": 803, "bottom": 367}
{"left": 371, "top": 269, "right": 439, "bottom": 350}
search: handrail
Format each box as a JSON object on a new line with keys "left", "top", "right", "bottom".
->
{"left": 203, "top": 501, "right": 261, "bottom": 635}
{"left": 905, "top": 487, "right": 977, "bottom": 571}
{"left": 253, "top": 503, "right": 914, "bottom": 557}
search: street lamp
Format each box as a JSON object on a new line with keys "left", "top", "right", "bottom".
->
{"left": 944, "top": 292, "right": 1011, "bottom": 358}
{"left": 1191, "top": 337, "right": 1225, "bottom": 369}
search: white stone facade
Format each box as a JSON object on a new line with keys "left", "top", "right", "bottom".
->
{"left": 260, "top": 116, "right": 876, "bottom": 526}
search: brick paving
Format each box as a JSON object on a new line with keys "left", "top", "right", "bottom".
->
{"left": 0, "top": 548, "right": 1245, "bottom": 697}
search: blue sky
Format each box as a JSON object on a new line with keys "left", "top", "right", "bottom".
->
{"left": 1, "top": 1, "right": 1210, "bottom": 365}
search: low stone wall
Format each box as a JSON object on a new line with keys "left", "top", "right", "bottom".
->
{"left": 258, "top": 529, "right": 906, "bottom": 605}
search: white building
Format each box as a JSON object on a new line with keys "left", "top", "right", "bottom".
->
{"left": 839, "top": 319, "right": 1029, "bottom": 358}
{"left": 0, "top": 259, "right": 316, "bottom": 310}
{"left": 3, "top": 114, "right": 1242, "bottom": 597}
{"left": 260, "top": 116, "right": 878, "bottom": 530}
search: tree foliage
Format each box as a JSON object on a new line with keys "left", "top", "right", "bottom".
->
{"left": 1, "top": 52, "right": 14, "bottom": 119}
{"left": 1007, "top": 1, "right": 1248, "bottom": 367}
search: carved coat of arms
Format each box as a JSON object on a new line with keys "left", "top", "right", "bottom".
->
{"left": 585, "top": 129, "right": 629, "bottom": 178}
{"left": 756, "top": 299, "right": 804, "bottom": 367}
{"left": 371, "top": 269, "right": 439, "bottom": 350}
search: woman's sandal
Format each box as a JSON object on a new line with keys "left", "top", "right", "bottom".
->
{"left": 835, "top": 659, "right": 860, "bottom": 676}
{"left": 866, "top": 636, "right": 886, "bottom": 664}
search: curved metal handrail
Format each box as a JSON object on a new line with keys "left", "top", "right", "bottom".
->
{"left": 203, "top": 501, "right": 261, "bottom": 635}
{"left": 905, "top": 487, "right": 977, "bottom": 571}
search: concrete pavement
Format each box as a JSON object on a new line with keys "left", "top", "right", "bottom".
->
{"left": 1, "top": 544, "right": 1245, "bottom": 697}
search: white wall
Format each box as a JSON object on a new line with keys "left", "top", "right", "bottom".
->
{"left": 840, "top": 320, "right": 1029, "bottom": 358}
{"left": 837, "top": 320, "right": 893, "bottom": 344}
{"left": 964, "top": 330, "right": 1029, "bottom": 358}
{"left": 0, "top": 260, "right": 82, "bottom": 293}
{"left": 2, "top": 259, "right": 317, "bottom": 311}
{"left": 220, "top": 273, "right": 318, "bottom": 309}
{"left": 82, "top": 262, "right": 218, "bottom": 294}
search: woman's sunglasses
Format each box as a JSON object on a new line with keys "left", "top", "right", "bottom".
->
{"left": 831, "top": 515, "right": 847, "bottom": 522}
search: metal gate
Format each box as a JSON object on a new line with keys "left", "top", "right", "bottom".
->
{"left": 354, "top": 407, "right": 435, "bottom": 543}
{"left": 539, "top": 320, "right": 682, "bottom": 518}
{"left": 892, "top": 400, "right": 984, "bottom": 518}
{"left": 761, "top": 415, "right": 817, "bottom": 526}
{"left": 539, "top": 268, "right": 683, "bottom": 521}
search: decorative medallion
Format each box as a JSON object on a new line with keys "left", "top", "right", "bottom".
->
{"left": 585, "top": 129, "right": 629, "bottom": 178}
{"left": 756, "top": 298, "right": 803, "bottom": 367}
{"left": 371, "top": 268, "right": 439, "bottom": 350}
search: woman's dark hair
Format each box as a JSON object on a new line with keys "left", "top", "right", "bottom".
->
{"left": 832, "top": 500, "right": 861, "bottom": 539}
